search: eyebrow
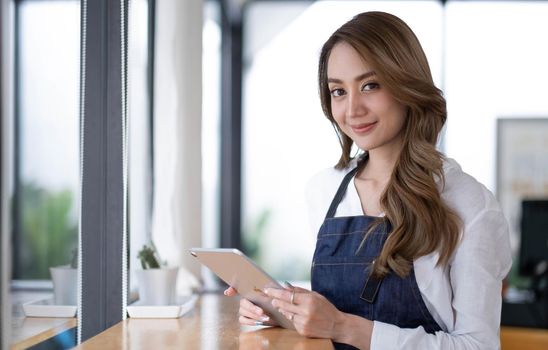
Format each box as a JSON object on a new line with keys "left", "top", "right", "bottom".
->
{"left": 327, "top": 71, "right": 376, "bottom": 84}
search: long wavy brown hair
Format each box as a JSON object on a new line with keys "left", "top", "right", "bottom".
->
{"left": 318, "top": 11, "right": 461, "bottom": 278}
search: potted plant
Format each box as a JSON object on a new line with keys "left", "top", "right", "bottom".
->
{"left": 49, "top": 249, "right": 78, "bottom": 305}
{"left": 136, "top": 243, "right": 179, "bottom": 305}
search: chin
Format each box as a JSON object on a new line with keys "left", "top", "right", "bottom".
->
{"left": 353, "top": 140, "right": 376, "bottom": 151}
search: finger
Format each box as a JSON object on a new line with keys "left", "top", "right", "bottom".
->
{"left": 271, "top": 296, "right": 301, "bottom": 315}
{"left": 239, "top": 312, "right": 278, "bottom": 327}
{"left": 239, "top": 305, "right": 268, "bottom": 321}
{"left": 265, "top": 288, "right": 294, "bottom": 311}
{"left": 240, "top": 299, "right": 270, "bottom": 322}
{"left": 240, "top": 298, "right": 263, "bottom": 313}
{"left": 223, "top": 286, "right": 238, "bottom": 296}
{"left": 264, "top": 287, "right": 292, "bottom": 300}
{"left": 278, "top": 308, "right": 295, "bottom": 321}
{"left": 282, "top": 282, "right": 310, "bottom": 293}
{"left": 239, "top": 315, "right": 263, "bottom": 326}
{"left": 265, "top": 287, "right": 308, "bottom": 308}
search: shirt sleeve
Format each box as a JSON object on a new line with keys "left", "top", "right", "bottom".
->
{"left": 370, "top": 208, "right": 513, "bottom": 350}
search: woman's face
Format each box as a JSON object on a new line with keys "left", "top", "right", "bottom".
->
{"left": 327, "top": 42, "right": 407, "bottom": 154}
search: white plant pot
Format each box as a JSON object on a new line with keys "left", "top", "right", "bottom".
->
{"left": 50, "top": 265, "right": 78, "bottom": 306}
{"left": 136, "top": 267, "right": 179, "bottom": 305}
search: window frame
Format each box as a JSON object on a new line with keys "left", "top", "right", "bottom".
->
{"left": 78, "top": 0, "right": 128, "bottom": 341}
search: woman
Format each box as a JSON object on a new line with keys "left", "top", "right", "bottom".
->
{"left": 226, "top": 11, "right": 511, "bottom": 350}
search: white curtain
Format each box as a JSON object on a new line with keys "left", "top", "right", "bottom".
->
{"left": 152, "top": 0, "right": 203, "bottom": 295}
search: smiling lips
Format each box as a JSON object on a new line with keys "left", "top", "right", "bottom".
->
{"left": 351, "top": 121, "right": 377, "bottom": 134}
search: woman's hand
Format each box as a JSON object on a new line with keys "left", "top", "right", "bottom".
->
{"left": 223, "top": 286, "right": 279, "bottom": 327}
{"left": 265, "top": 286, "right": 373, "bottom": 349}
{"left": 264, "top": 286, "right": 345, "bottom": 339}
{"left": 226, "top": 285, "right": 372, "bottom": 348}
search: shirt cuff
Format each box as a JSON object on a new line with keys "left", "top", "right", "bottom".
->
{"left": 371, "top": 321, "right": 399, "bottom": 350}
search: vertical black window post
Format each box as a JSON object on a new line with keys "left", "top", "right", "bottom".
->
{"left": 220, "top": 0, "right": 243, "bottom": 250}
{"left": 80, "top": 0, "right": 127, "bottom": 341}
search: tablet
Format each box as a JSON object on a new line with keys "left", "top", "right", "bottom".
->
{"left": 189, "top": 248, "right": 295, "bottom": 330}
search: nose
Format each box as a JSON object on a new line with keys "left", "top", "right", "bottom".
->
{"left": 345, "top": 90, "right": 366, "bottom": 119}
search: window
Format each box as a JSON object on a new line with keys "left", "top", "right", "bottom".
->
{"left": 128, "top": 0, "right": 152, "bottom": 294}
{"left": 13, "top": 0, "right": 80, "bottom": 281}
{"left": 202, "top": 0, "right": 222, "bottom": 288}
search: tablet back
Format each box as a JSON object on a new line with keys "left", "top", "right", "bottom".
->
{"left": 189, "top": 248, "right": 295, "bottom": 329}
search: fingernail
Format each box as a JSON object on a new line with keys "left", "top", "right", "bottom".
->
{"left": 260, "top": 315, "right": 270, "bottom": 322}
{"left": 254, "top": 321, "right": 264, "bottom": 326}
{"left": 271, "top": 299, "right": 277, "bottom": 307}
{"left": 223, "top": 290, "right": 227, "bottom": 296}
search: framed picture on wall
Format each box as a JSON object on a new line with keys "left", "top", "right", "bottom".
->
{"left": 496, "top": 118, "right": 548, "bottom": 254}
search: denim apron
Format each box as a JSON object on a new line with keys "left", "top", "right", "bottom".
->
{"left": 311, "top": 157, "right": 442, "bottom": 349}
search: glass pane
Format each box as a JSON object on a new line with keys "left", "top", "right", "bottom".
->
{"left": 14, "top": 0, "right": 80, "bottom": 281}
{"left": 128, "top": 0, "right": 151, "bottom": 298}
{"left": 10, "top": 0, "right": 79, "bottom": 348}
{"left": 202, "top": 0, "right": 221, "bottom": 289}
{"left": 242, "top": 1, "right": 443, "bottom": 281}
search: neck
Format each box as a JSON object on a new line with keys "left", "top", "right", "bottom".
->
{"left": 359, "top": 139, "right": 403, "bottom": 182}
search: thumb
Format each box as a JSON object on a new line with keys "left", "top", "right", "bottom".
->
{"left": 223, "top": 286, "right": 239, "bottom": 296}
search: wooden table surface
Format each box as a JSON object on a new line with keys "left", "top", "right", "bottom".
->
{"left": 10, "top": 290, "right": 77, "bottom": 350}
{"left": 501, "top": 326, "right": 548, "bottom": 350}
{"left": 11, "top": 292, "right": 548, "bottom": 349}
{"left": 74, "top": 294, "right": 334, "bottom": 350}
{"left": 10, "top": 317, "right": 76, "bottom": 350}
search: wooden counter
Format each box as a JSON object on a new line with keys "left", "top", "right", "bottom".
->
{"left": 10, "top": 290, "right": 77, "bottom": 350}
{"left": 501, "top": 326, "right": 548, "bottom": 350}
{"left": 74, "top": 294, "right": 334, "bottom": 350}
{"left": 10, "top": 317, "right": 76, "bottom": 350}
{"left": 70, "top": 294, "right": 548, "bottom": 349}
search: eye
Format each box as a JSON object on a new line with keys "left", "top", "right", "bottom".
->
{"left": 330, "top": 88, "right": 345, "bottom": 97}
{"left": 361, "top": 82, "right": 379, "bottom": 92}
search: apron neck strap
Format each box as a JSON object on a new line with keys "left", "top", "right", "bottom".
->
{"left": 324, "top": 153, "right": 368, "bottom": 219}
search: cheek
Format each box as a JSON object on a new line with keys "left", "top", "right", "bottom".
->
{"left": 331, "top": 103, "right": 346, "bottom": 126}
{"left": 380, "top": 100, "right": 407, "bottom": 135}
{"left": 387, "top": 117, "right": 406, "bottom": 142}
{"left": 393, "top": 106, "right": 408, "bottom": 132}
{"left": 389, "top": 110, "right": 406, "bottom": 132}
